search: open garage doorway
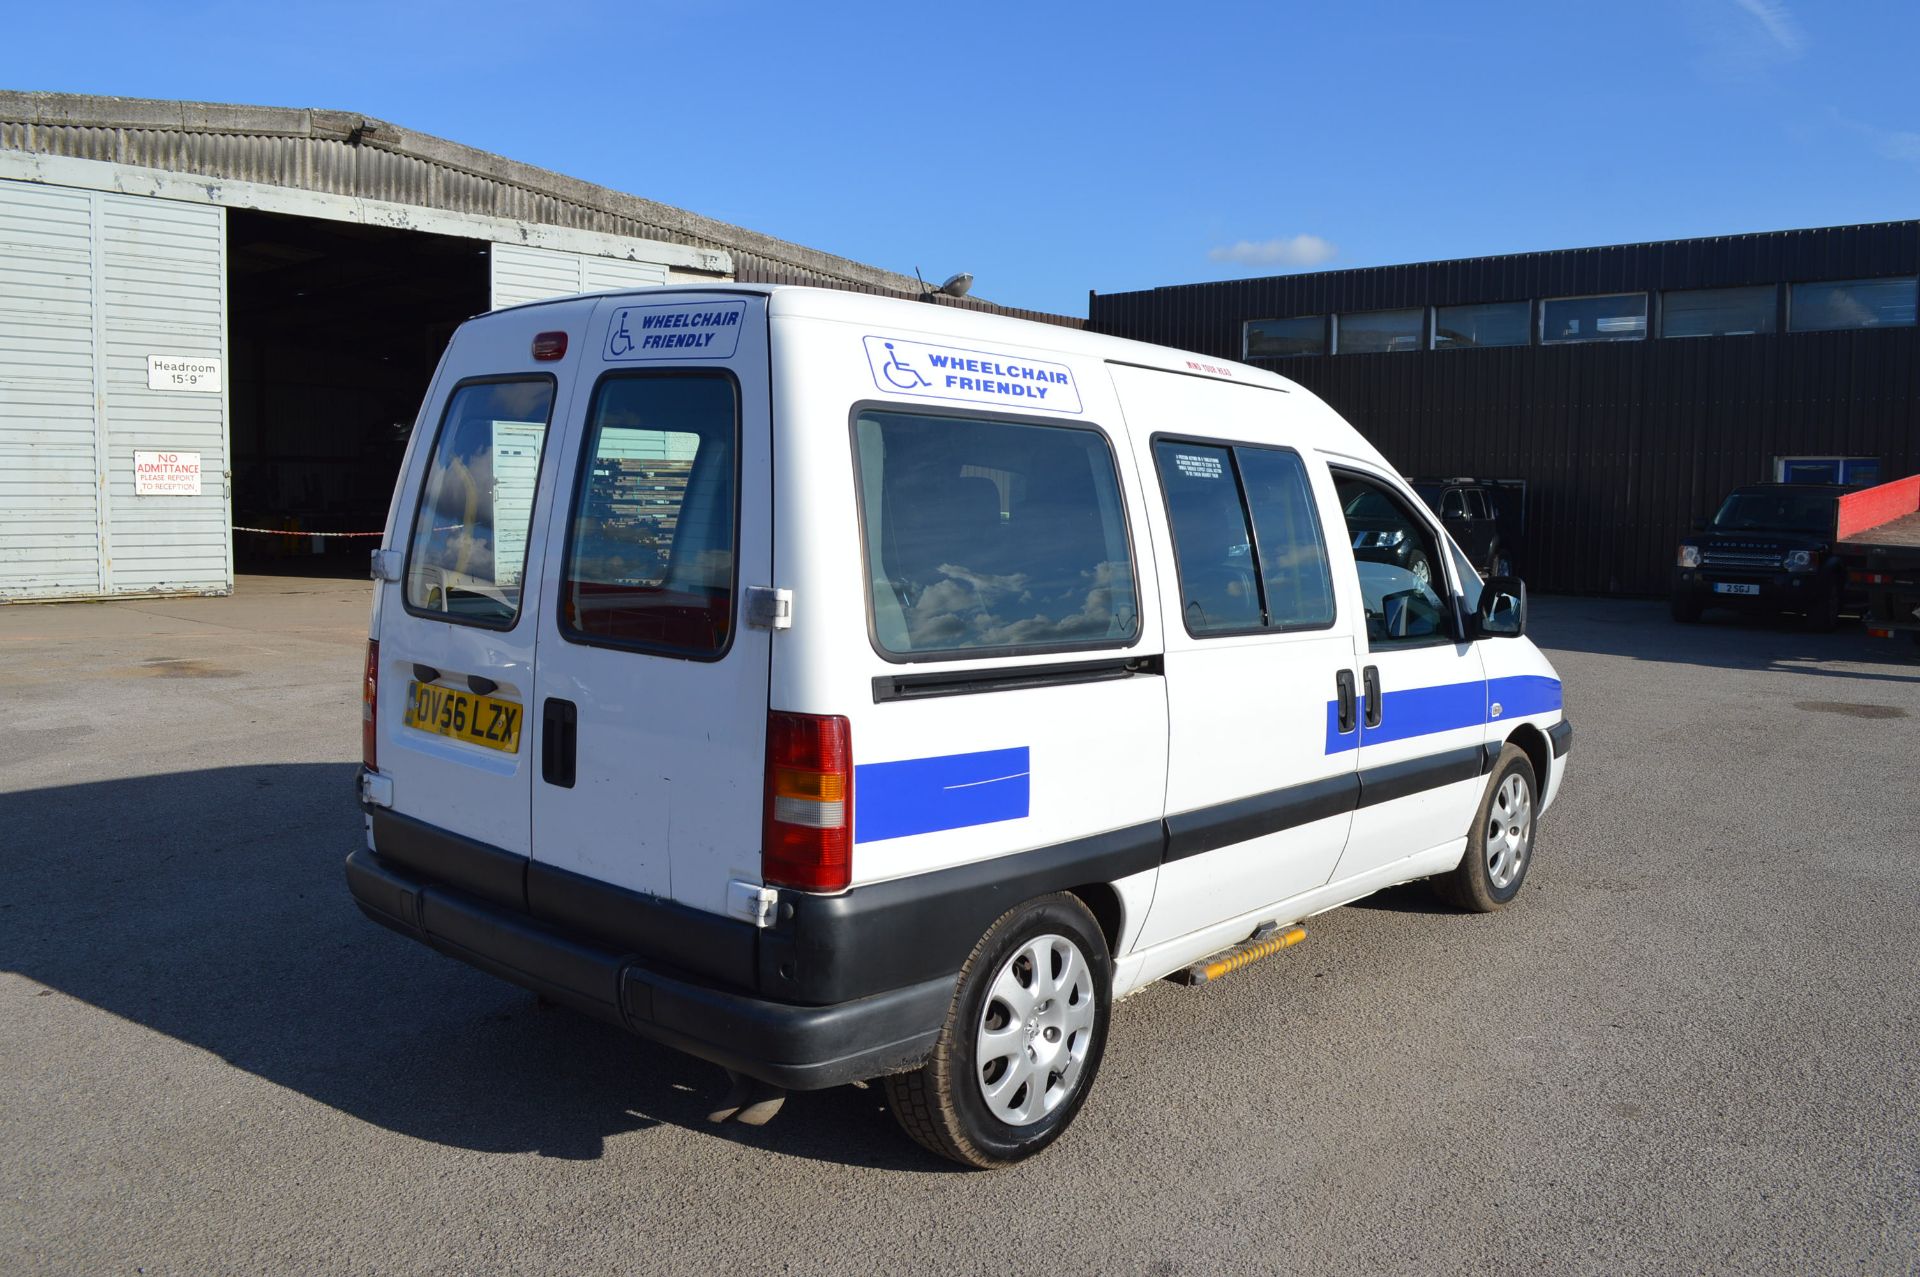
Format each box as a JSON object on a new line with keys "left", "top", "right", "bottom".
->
{"left": 228, "top": 210, "right": 488, "bottom": 576}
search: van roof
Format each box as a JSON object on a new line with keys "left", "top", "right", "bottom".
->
{"left": 482, "top": 283, "right": 1388, "bottom": 466}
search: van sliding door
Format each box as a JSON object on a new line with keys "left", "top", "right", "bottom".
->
{"left": 1108, "top": 364, "right": 1362, "bottom": 952}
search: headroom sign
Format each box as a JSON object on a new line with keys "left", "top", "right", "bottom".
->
{"left": 147, "top": 355, "right": 221, "bottom": 393}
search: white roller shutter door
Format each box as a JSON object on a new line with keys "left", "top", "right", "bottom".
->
{"left": 490, "top": 243, "right": 670, "bottom": 308}
{"left": 0, "top": 180, "right": 102, "bottom": 598}
{"left": 0, "top": 178, "right": 229, "bottom": 601}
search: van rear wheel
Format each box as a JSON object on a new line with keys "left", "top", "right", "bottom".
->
{"left": 883, "top": 893, "right": 1111, "bottom": 1168}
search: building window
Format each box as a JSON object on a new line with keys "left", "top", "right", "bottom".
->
{"left": 1540, "top": 293, "right": 1647, "bottom": 344}
{"left": 1244, "top": 316, "right": 1326, "bottom": 358}
{"left": 1335, "top": 308, "right": 1424, "bottom": 354}
{"left": 1660, "top": 285, "right": 1777, "bottom": 338}
{"left": 1788, "top": 277, "right": 1918, "bottom": 332}
{"left": 1774, "top": 456, "right": 1882, "bottom": 485}
{"left": 1433, "top": 301, "right": 1530, "bottom": 349}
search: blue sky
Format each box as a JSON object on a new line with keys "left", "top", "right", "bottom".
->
{"left": 5, "top": 1, "right": 1918, "bottom": 316}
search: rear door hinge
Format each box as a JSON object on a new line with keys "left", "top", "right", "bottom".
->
{"left": 745, "top": 586, "right": 793, "bottom": 630}
{"left": 369, "top": 548, "right": 402, "bottom": 582}
{"left": 727, "top": 879, "right": 780, "bottom": 928}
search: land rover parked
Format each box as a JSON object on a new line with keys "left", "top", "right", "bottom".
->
{"left": 1672, "top": 483, "right": 1856, "bottom": 628}
{"left": 347, "top": 286, "right": 1572, "bottom": 1167}
{"left": 1411, "top": 478, "right": 1520, "bottom": 578}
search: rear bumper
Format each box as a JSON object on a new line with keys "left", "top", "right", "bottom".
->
{"left": 345, "top": 847, "right": 949, "bottom": 1090}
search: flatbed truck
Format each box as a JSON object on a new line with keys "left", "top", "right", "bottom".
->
{"left": 1835, "top": 476, "right": 1920, "bottom": 643}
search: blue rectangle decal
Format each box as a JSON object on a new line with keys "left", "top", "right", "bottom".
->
{"left": 855, "top": 746, "right": 1031, "bottom": 843}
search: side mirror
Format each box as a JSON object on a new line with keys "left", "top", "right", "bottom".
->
{"left": 1475, "top": 576, "right": 1527, "bottom": 638}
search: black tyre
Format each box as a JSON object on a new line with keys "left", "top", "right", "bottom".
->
{"left": 1670, "top": 593, "right": 1702, "bottom": 623}
{"left": 883, "top": 893, "right": 1111, "bottom": 1168}
{"left": 1802, "top": 586, "right": 1840, "bottom": 632}
{"left": 1433, "top": 744, "right": 1538, "bottom": 913}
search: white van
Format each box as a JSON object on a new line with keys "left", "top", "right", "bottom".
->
{"left": 347, "top": 286, "right": 1571, "bottom": 1167}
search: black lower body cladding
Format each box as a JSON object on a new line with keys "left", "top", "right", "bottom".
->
{"left": 345, "top": 845, "right": 949, "bottom": 1090}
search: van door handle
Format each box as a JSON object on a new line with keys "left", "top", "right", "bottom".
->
{"left": 1362, "top": 665, "right": 1383, "bottom": 730}
{"left": 1335, "top": 670, "right": 1357, "bottom": 734}
{"left": 542, "top": 698, "right": 577, "bottom": 788}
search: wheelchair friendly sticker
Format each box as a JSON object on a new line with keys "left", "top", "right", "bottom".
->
{"left": 605, "top": 300, "right": 748, "bottom": 361}
{"left": 862, "top": 336, "right": 1082, "bottom": 414}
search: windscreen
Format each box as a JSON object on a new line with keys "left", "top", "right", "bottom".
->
{"left": 1712, "top": 491, "right": 1834, "bottom": 534}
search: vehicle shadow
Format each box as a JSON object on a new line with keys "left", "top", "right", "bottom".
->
{"left": 0, "top": 763, "right": 939, "bottom": 1172}
{"left": 1528, "top": 596, "right": 1920, "bottom": 686}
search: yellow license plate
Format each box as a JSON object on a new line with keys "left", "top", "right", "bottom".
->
{"left": 402, "top": 681, "right": 523, "bottom": 753}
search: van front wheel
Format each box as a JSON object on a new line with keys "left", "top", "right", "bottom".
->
{"left": 1433, "top": 743, "right": 1537, "bottom": 913}
{"left": 883, "top": 893, "right": 1111, "bottom": 1168}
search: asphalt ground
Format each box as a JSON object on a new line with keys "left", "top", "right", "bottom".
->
{"left": 2, "top": 577, "right": 1916, "bottom": 1275}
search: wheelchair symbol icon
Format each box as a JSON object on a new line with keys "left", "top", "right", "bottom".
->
{"left": 879, "top": 342, "right": 930, "bottom": 389}
{"left": 610, "top": 313, "right": 635, "bottom": 356}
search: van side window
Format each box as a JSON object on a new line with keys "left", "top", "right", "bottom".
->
{"left": 1153, "top": 440, "right": 1335, "bottom": 635}
{"left": 854, "top": 411, "right": 1138, "bottom": 657}
{"left": 404, "top": 377, "right": 556, "bottom": 627}
{"left": 560, "top": 373, "right": 738, "bottom": 658}
{"left": 1334, "top": 474, "right": 1454, "bottom": 647}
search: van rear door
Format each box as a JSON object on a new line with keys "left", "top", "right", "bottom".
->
{"left": 375, "top": 308, "right": 580, "bottom": 857}
{"left": 528, "top": 294, "right": 771, "bottom": 916}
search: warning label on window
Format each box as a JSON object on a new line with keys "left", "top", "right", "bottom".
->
{"left": 1175, "top": 453, "right": 1223, "bottom": 479}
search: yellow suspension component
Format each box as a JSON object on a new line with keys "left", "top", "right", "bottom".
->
{"left": 1183, "top": 926, "right": 1306, "bottom": 986}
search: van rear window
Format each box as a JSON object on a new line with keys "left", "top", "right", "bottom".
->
{"left": 560, "top": 373, "right": 738, "bottom": 658}
{"left": 855, "top": 411, "right": 1138, "bottom": 658}
{"left": 403, "top": 378, "right": 556, "bottom": 627}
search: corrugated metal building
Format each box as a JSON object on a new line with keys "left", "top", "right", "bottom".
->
{"left": 1088, "top": 223, "right": 1920, "bottom": 595}
{"left": 0, "top": 91, "right": 1077, "bottom": 602}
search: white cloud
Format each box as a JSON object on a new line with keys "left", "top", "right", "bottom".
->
{"left": 1829, "top": 109, "right": 1920, "bottom": 168}
{"left": 1872, "top": 129, "right": 1920, "bottom": 165}
{"left": 1207, "top": 234, "right": 1338, "bottom": 270}
{"left": 1694, "top": 0, "right": 1805, "bottom": 82}
{"left": 1731, "top": 0, "right": 1804, "bottom": 55}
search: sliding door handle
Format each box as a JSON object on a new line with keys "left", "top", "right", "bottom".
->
{"left": 542, "top": 697, "right": 577, "bottom": 788}
{"left": 1362, "top": 665, "right": 1383, "bottom": 729}
{"left": 1335, "top": 669, "right": 1357, "bottom": 734}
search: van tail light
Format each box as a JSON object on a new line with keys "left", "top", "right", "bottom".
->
{"left": 361, "top": 640, "right": 379, "bottom": 772}
{"left": 763, "top": 712, "right": 852, "bottom": 892}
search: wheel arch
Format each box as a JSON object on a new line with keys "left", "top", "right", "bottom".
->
{"left": 1064, "top": 882, "right": 1124, "bottom": 958}
{"left": 1503, "top": 721, "right": 1552, "bottom": 793}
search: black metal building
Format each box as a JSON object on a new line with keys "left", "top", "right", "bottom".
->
{"left": 1088, "top": 222, "right": 1920, "bottom": 595}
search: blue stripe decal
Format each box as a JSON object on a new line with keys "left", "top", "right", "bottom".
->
{"left": 1324, "top": 676, "right": 1562, "bottom": 755}
{"left": 1488, "top": 674, "right": 1563, "bottom": 719}
{"left": 855, "top": 746, "right": 1031, "bottom": 843}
